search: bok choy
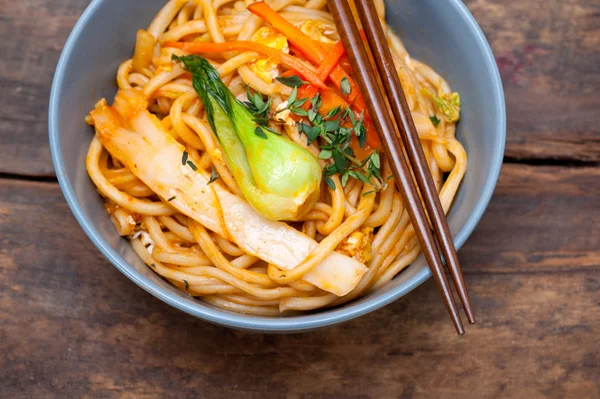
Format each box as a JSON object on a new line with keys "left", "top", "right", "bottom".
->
{"left": 174, "top": 55, "right": 322, "bottom": 221}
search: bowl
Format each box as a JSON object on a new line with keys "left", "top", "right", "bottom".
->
{"left": 49, "top": 0, "right": 505, "bottom": 332}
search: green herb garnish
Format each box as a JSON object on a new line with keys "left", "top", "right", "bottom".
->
{"left": 187, "top": 160, "right": 198, "bottom": 171}
{"left": 245, "top": 88, "right": 271, "bottom": 123}
{"left": 340, "top": 76, "right": 351, "bottom": 95}
{"left": 208, "top": 166, "right": 220, "bottom": 184}
{"left": 254, "top": 126, "right": 269, "bottom": 139}
{"left": 297, "top": 96, "right": 383, "bottom": 191}
{"left": 430, "top": 115, "right": 441, "bottom": 127}
{"left": 276, "top": 75, "right": 309, "bottom": 88}
{"left": 324, "top": 175, "right": 336, "bottom": 190}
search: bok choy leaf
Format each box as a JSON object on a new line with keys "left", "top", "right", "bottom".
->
{"left": 174, "top": 55, "right": 322, "bottom": 221}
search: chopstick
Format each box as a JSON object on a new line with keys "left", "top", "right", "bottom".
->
{"left": 353, "top": 0, "right": 476, "bottom": 325}
{"left": 327, "top": 0, "right": 474, "bottom": 334}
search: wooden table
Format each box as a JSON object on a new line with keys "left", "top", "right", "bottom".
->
{"left": 1, "top": 1, "right": 598, "bottom": 398}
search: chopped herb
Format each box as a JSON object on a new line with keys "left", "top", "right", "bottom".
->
{"left": 325, "top": 106, "right": 342, "bottom": 119}
{"left": 167, "top": 196, "right": 176, "bottom": 202}
{"left": 341, "top": 76, "right": 351, "bottom": 96}
{"left": 254, "top": 126, "right": 269, "bottom": 139}
{"left": 276, "top": 75, "right": 308, "bottom": 88}
{"left": 318, "top": 149, "right": 333, "bottom": 159}
{"left": 294, "top": 93, "right": 383, "bottom": 191}
{"left": 354, "top": 112, "right": 367, "bottom": 148}
{"left": 370, "top": 151, "right": 381, "bottom": 168}
{"left": 298, "top": 122, "right": 321, "bottom": 145}
{"left": 291, "top": 107, "right": 309, "bottom": 117}
{"left": 208, "top": 166, "right": 220, "bottom": 184}
{"left": 341, "top": 172, "right": 349, "bottom": 187}
{"left": 287, "top": 86, "right": 298, "bottom": 105}
{"left": 340, "top": 108, "right": 351, "bottom": 120}
{"left": 363, "top": 191, "right": 375, "bottom": 197}
{"left": 187, "top": 160, "right": 198, "bottom": 171}
{"left": 310, "top": 93, "right": 322, "bottom": 110}
{"left": 324, "top": 175, "right": 336, "bottom": 190}
{"left": 245, "top": 88, "right": 272, "bottom": 121}
{"left": 182, "top": 151, "right": 189, "bottom": 166}
{"left": 322, "top": 119, "right": 338, "bottom": 133}
{"left": 349, "top": 170, "right": 371, "bottom": 185}
{"left": 290, "top": 98, "right": 308, "bottom": 108}
{"left": 183, "top": 279, "right": 189, "bottom": 291}
{"left": 253, "top": 116, "right": 269, "bottom": 126}
{"left": 332, "top": 149, "right": 347, "bottom": 172}
{"left": 430, "top": 115, "right": 441, "bottom": 127}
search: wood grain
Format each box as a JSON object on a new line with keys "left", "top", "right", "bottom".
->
{"left": 1, "top": 164, "right": 598, "bottom": 399}
{"left": 1, "top": 0, "right": 599, "bottom": 397}
{"left": 465, "top": 0, "right": 600, "bottom": 163}
{"left": 460, "top": 165, "right": 600, "bottom": 274}
{"left": 0, "top": 0, "right": 91, "bottom": 177}
{"left": 1, "top": 0, "right": 599, "bottom": 177}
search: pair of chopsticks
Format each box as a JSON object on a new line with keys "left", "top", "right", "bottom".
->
{"left": 327, "top": 0, "right": 475, "bottom": 334}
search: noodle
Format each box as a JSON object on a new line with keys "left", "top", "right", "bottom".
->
{"left": 86, "top": 0, "right": 467, "bottom": 315}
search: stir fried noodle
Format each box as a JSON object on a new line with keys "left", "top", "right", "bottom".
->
{"left": 86, "top": 0, "right": 467, "bottom": 316}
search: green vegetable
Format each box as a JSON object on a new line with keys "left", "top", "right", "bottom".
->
{"left": 174, "top": 55, "right": 322, "bottom": 221}
{"left": 187, "top": 160, "right": 198, "bottom": 171}
{"left": 276, "top": 75, "right": 308, "bottom": 88}
{"left": 422, "top": 89, "right": 461, "bottom": 123}
{"left": 340, "top": 76, "right": 351, "bottom": 96}
{"left": 297, "top": 96, "right": 383, "bottom": 192}
{"left": 430, "top": 115, "right": 441, "bottom": 127}
{"left": 208, "top": 166, "right": 220, "bottom": 184}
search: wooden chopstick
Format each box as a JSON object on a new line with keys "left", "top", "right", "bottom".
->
{"left": 353, "top": 0, "right": 476, "bottom": 325}
{"left": 327, "top": 0, "right": 467, "bottom": 334}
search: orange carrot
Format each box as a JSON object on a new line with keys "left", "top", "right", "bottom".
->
{"left": 164, "top": 41, "right": 327, "bottom": 89}
{"left": 248, "top": 2, "right": 321, "bottom": 62}
{"left": 316, "top": 40, "right": 346, "bottom": 82}
{"left": 248, "top": 2, "right": 363, "bottom": 105}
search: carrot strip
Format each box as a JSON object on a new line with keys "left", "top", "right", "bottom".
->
{"left": 316, "top": 40, "right": 346, "bottom": 82}
{"left": 248, "top": 2, "right": 363, "bottom": 105}
{"left": 248, "top": 2, "right": 322, "bottom": 63}
{"left": 164, "top": 41, "right": 327, "bottom": 89}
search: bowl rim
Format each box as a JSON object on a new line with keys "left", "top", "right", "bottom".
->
{"left": 49, "top": 0, "right": 506, "bottom": 332}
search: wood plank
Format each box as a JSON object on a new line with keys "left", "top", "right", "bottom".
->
{"left": 0, "top": 0, "right": 91, "bottom": 177}
{"left": 465, "top": 0, "right": 600, "bottom": 162}
{"left": 1, "top": 164, "right": 598, "bottom": 398}
{"left": 1, "top": 0, "right": 599, "bottom": 177}
{"left": 460, "top": 165, "right": 600, "bottom": 274}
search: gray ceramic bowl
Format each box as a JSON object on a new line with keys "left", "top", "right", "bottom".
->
{"left": 49, "top": 0, "right": 505, "bottom": 332}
